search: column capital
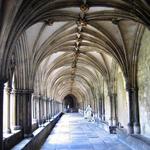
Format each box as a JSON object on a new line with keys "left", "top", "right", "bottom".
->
{"left": 0, "top": 80, "right": 5, "bottom": 150}
{"left": 127, "top": 122, "right": 134, "bottom": 134}
{"left": 11, "top": 89, "right": 34, "bottom": 94}
{"left": 108, "top": 93, "right": 117, "bottom": 98}
{"left": 126, "top": 85, "right": 138, "bottom": 93}
{"left": 4, "top": 86, "right": 12, "bottom": 94}
{"left": 112, "top": 93, "right": 117, "bottom": 96}
{"left": 34, "top": 94, "right": 41, "bottom": 99}
{"left": 20, "top": 89, "right": 34, "bottom": 94}
{"left": 47, "top": 98, "right": 51, "bottom": 101}
{"left": 0, "top": 80, "right": 5, "bottom": 91}
{"left": 32, "top": 94, "right": 40, "bottom": 99}
{"left": 42, "top": 96, "right": 47, "bottom": 101}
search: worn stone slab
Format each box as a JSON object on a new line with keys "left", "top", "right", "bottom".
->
{"left": 41, "top": 113, "right": 132, "bottom": 150}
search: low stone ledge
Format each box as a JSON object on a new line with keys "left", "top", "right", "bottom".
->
{"left": 117, "top": 128, "right": 150, "bottom": 150}
{"left": 3, "top": 130, "right": 23, "bottom": 150}
{"left": 32, "top": 122, "right": 38, "bottom": 132}
{"left": 12, "top": 112, "right": 63, "bottom": 150}
{"left": 98, "top": 121, "right": 109, "bottom": 132}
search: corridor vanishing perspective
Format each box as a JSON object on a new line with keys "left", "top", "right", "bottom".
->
{"left": 41, "top": 113, "right": 131, "bottom": 150}
{"left": 1, "top": 0, "right": 150, "bottom": 150}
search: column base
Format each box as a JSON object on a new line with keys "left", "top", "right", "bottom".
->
{"left": 102, "top": 115, "right": 105, "bottom": 121}
{"left": 127, "top": 123, "right": 134, "bottom": 134}
{"left": 109, "top": 126, "right": 117, "bottom": 134}
{"left": 47, "top": 119, "right": 50, "bottom": 122}
{"left": 13, "top": 125, "right": 21, "bottom": 130}
{"left": 109, "top": 117, "right": 113, "bottom": 126}
{"left": 24, "top": 133, "right": 34, "bottom": 138}
{"left": 41, "top": 123, "right": 46, "bottom": 127}
{"left": 134, "top": 122, "right": 140, "bottom": 134}
{"left": 112, "top": 119, "right": 118, "bottom": 126}
{"left": 6, "top": 128, "right": 11, "bottom": 134}
{"left": 38, "top": 120, "right": 43, "bottom": 127}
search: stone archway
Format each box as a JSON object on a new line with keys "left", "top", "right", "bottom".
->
{"left": 63, "top": 94, "right": 78, "bottom": 113}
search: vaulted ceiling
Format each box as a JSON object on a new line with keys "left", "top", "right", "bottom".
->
{"left": 0, "top": 0, "right": 149, "bottom": 103}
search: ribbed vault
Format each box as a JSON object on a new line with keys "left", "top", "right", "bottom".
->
{"left": 1, "top": 0, "right": 144, "bottom": 107}
{"left": 0, "top": 0, "right": 143, "bottom": 116}
{"left": 1, "top": 2, "right": 150, "bottom": 148}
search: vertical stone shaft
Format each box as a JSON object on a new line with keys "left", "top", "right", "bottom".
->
{"left": 5, "top": 83, "right": 11, "bottom": 133}
{"left": 127, "top": 87, "right": 134, "bottom": 134}
{"left": 21, "top": 89, "right": 33, "bottom": 137}
{"left": 0, "top": 81, "right": 4, "bottom": 150}
{"left": 133, "top": 87, "right": 140, "bottom": 134}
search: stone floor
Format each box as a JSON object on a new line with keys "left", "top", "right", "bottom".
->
{"left": 41, "top": 113, "right": 132, "bottom": 150}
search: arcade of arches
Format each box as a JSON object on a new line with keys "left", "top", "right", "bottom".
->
{"left": 0, "top": 0, "right": 150, "bottom": 149}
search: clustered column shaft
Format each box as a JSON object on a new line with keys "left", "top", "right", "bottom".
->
{"left": 0, "top": 81, "right": 4, "bottom": 150}
{"left": 127, "top": 86, "right": 140, "bottom": 134}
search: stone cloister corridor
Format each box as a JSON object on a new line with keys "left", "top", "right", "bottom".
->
{"left": 41, "top": 113, "right": 131, "bottom": 150}
{"left": 0, "top": 0, "right": 150, "bottom": 149}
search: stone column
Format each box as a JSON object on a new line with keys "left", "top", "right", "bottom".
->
{"left": 54, "top": 100, "right": 56, "bottom": 115}
{"left": 55, "top": 102, "right": 57, "bottom": 114}
{"left": 13, "top": 89, "right": 22, "bottom": 130}
{"left": 56, "top": 102, "right": 58, "bottom": 114}
{"left": 55, "top": 101, "right": 57, "bottom": 114}
{"left": 55, "top": 101, "right": 56, "bottom": 115}
{"left": 112, "top": 93, "right": 118, "bottom": 126}
{"left": 50, "top": 100, "right": 52, "bottom": 118}
{"left": 0, "top": 81, "right": 4, "bottom": 150}
{"left": 41, "top": 97, "right": 44, "bottom": 123}
{"left": 96, "top": 98, "right": 99, "bottom": 118}
{"left": 54, "top": 101, "right": 55, "bottom": 113}
{"left": 59, "top": 102, "right": 61, "bottom": 112}
{"left": 126, "top": 87, "right": 134, "bottom": 134}
{"left": 35, "top": 96, "right": 39, "bottom": 123}
{"left": 38, "top": 96, "right": 42, "bottom": 126}
{"left": 93, "top": 99, "right": 96, "bottom": 116}
{"left": 132, "top": 87, "right": 140, "bottom": 134}
{"left": 33, "top": 96, "right": 35, "bottom": 120}
{"left": 99, "top": 97, "right": 103, "bottom": 120}
{"left": 94, "top": 98, "right": 97, "bottom": 118}
{"left": 21, "top": 89, "right": 33, "bottom": 137}
{"left": 44, "top": 98, "right": 46, "bottom": 121}
{"left": 82, "top": 101, "right": 84, "bottom": 115}
{"left": 109, "top": 92, "right": 118, "bottom": 127}
{"left": 45, "top": 99, "right": 47, "bottom": 121}
{"left": 109, "top": 93, "right": 113, "bottom": 126}
{"left": 58, "top": 102, "right": 59, "bottom": 113}
{"left": 101, "top": 96, "right": 105, "bottom": 121}
{"left": 48, "top": 99, "right": 50, "bottom": 119}
{"left": 34, "top": 97, "right": 37, "bottom": 120}
{"left": 5, "top": 83, "right": 11, "bottom": 133}
{"left": 52, "top": 100, "right": 54, "bottom": 116}
{"left": 10, "top": 89, "right": 15, "bottom": 129}
{"left": 32, "top": 95, "right": 38, "bottom": 123}
{"left": 48, "top": 100, "right": 51, "bottom": 120}
{"left": 102, "top": 80, "right": 105, "bottom": 121}
{"left": 46, "top": 98, "right": 49, "bottom": 121}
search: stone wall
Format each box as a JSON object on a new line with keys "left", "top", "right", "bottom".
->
{"left": 4, "top": 130, "right": 23, "bottom": 150}
{"left": 12, "top": 112, "right": 63, "bottom": 150}
{"left": 116, "top": 68, "right": 129, "bottom": 129}
{"left": 138, "top": 28, "right": 150, "bottom": 137}
{"left": 104, "top": 82, "right": 110, "bottom": 124}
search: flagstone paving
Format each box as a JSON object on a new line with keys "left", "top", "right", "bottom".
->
{"left": 41, "top": 113, "right": 131, "bottom": 150}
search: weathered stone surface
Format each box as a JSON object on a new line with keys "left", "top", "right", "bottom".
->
{"left": 138, "top": 28, "right": 150, "bottom": 137}
{"left": 104, "top": 81, "right": 111, "bottom": 124}
{"left": 41, "top": 113, "right": 131, "bottom": 150}
{"left": 12, "top": 113, "right": 63, "bottom": 150}
{"left": 117, "top": 129, "right": 150, "bottom": 150}
{"left": 116, "top": 69, "right": 129, "bottom": 130}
